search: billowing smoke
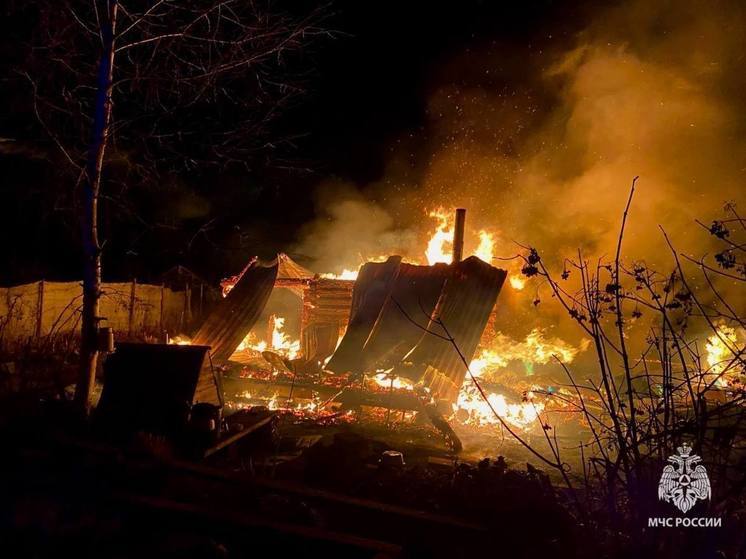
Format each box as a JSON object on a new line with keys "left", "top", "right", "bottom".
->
{"left": 294, "top": 0, "right": 744, "bottom": 351}
{"left": 300, "top": 1, "right": 744, "bottom": 274}
{"left": 293, "top": 180, "right": 420, "bottom": 275}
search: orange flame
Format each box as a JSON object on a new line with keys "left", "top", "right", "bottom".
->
{"left": 454, "top": 384, "right": 544, "bottom": 429}
{"left": 705, "top": 324, "right": 745, "bottom": 388}
{"left": 474, "top": 230, "right": 495, "bottom": 263}
{"left": 452, "top": 329, "right": 587, "bottom": 430}
{"left": 316, "top": 209, "right": 527, "bottom": 292}
{"left": 169, "top": 335, "right": 192, "bottom": 345}
{"left": 236, "top": 315, "right": 300, "bottom": 359}
{"left": 425, "top": 208, "right": 455, "bottom": 265}
{"left": 369, "top": 372, "right": 414, "bottom": 391}
{"left": 320, "top": 268, "right": 360, "bottom": 280}
{"left": 509, "top": 275, "right": 526, "bottom": 290}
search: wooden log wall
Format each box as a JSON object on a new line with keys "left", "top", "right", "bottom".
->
{"left": 300, "top": 278, "right": 354, "bottom": 362}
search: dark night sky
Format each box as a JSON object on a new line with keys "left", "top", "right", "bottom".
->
{"left": 293, "top": 0, "right": 591, "bottom": 189}
{"left": 0, "top": 0, "right": 606, "bottom": 285}
{"left": 302, "top": 1, "right": 563, "bottom": 180}
{"left": 192, "top": 0, "right": 602, "bottom": 276}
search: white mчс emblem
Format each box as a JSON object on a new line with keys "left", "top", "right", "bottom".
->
{"left": 658, "top": 443, "right": 711, "bottom": 513}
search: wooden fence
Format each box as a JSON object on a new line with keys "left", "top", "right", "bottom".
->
{"left": 0, "top": 280, "right": 190, "bottom": 351}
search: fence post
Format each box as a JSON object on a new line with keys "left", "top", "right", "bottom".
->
{"left": 184, "top": 283, "right": 192, "bottom": 329}
{"left": 160, "top": 284, "right": 166, "bottom": 334}
{"left": 35, "top": 280, "right": 44, "bottom": 338}
{"left": 128, "top": 279, "right": 137, "bottom": 336}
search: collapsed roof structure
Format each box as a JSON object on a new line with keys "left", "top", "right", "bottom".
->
{"left": 191, "top": 253, "right": 352, "bottom": 365}
{"left": 96, "top": 209, "right": 508, "bottom": 453}
{"left": 193, "top": 230, "right": 507, "bottom": 403}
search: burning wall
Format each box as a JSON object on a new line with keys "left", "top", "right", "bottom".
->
{"left": 195, "top": 247, "right": 508, "bottom": 404}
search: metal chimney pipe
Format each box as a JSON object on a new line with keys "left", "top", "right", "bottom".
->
{"left": 452, "top": 208, "right": 466, "bottom": 263}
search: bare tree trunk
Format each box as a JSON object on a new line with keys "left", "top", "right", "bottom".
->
{"left": 74, "top": 0, "right": 118, "bottom": 416}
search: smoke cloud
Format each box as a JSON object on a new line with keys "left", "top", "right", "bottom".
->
{"left": 300, "top": 1, "right": 744, "bottom": 270}
{"left": 294, "top": 180, "right": 420, "bottom": 274}
{"left": 294, "top": 0, "right": 744, "bottom": 346}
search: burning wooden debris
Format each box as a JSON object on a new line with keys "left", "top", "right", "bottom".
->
{"left": 179, "top": 210, "right": 527, "bottom": 450}
{"left": 85, "top": 209, "right": 590, "bottom": 458}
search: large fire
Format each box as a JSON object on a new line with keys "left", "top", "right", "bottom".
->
{"left": 208, "top": 208, "right": 590, "bottom": 433}
{"left": 424, "top": 208, "right": 495, "bottom": 266}
{"left": 320, "top": 268, "right": 359, "bottom": 280}
{"left": 321, "top": 208, "right": 512, "bottom": 284}
{"left": 474, "top": 230, "right": 495, "bottom": 263}
{"left": 424, "top": 208, "right": 456, "bottom": 265}
{"left": 509, "top": 276, "right": 526, "bottom": 290}
{"left": 452, "top": 329, "right": 587, "bottom": 429}
{"left": 454, "top": 386, "right": 543, "bottom": 429}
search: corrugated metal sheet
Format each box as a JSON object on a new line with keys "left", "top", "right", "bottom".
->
{"left": 360, "top": 262, "right": 449, "bottom": 372}
{"left": 191, "top": 250, "right": 504, "bottom": 402}
{"left": 192, "top": 258, "right": 279, "bottom": 363}
{"left": 326, "top": 256, "right": 506, "bottom": 401}
{"left": 396, "top": 256, "right": 506, "bottom": 401}
{"left": 193, "top": 253, "right": 348, "bottom": 365}
{"left": 324, "top": 256, "right": 401, "bottom": 373}
{"left": 276, "top": 252, "right": 314, "bottom": 280}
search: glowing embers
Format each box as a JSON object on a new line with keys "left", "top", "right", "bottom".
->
{"left": 220, "top": 262, "right": 253, "bottom": 297}
{"left": 232, "top": 390, "right": 321, "bottom": 414}
{"left": 454, "top": 383, "right": 543, "bottom": 429}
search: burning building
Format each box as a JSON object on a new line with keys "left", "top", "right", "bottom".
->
{"left": 151, "top": 204, "right": 597, "bottom": 452}
{"left": 178, "top": 210, "right": 517, "bottom": 447}
{"left": 96, "top": 206, "right": 589, "bottom": 451}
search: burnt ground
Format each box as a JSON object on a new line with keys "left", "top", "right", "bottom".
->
{"left": 0, "top": 398, "right": 584, "bottom": 559}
